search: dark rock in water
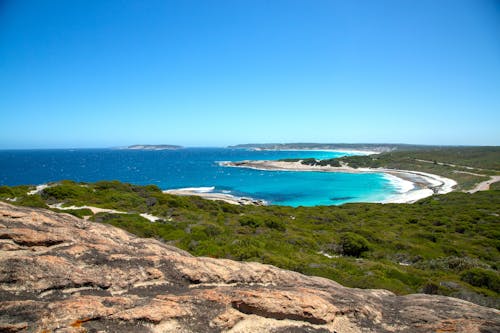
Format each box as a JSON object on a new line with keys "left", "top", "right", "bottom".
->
{"left": 329, "top": 196, "right": 355, "bottom": 202}
{"left": 0, "top": 202, "right": 498, "bottom": 332}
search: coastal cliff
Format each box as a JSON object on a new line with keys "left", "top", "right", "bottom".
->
{"left": 1, "top": 202, "right": 498, "bottom": 332}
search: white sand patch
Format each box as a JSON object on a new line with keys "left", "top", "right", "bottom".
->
{"left": 140, "top": 213, "right": 161, "bottom": 222}
{"left": 48, "top": 203, "right": 125, "bottom": 215}
{"left": 27, "top": 184, "right": 51, "bottom": 195}
{"left": 383, "top": 188, "right": 434, "bottom": 204}
{"left": 163, "top": 189, "right": 266, "bottom": 206}
{"left": 48, "top": 203, "right": 162, "bottom": 222}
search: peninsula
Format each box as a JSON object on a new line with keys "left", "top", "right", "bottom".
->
{"left": 218, "top": 145, "right": 500, "bottom": 204}
{"left": 228, "top": 143, "right": 425, "bottom": 153}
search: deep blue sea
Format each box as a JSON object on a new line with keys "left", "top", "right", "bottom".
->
{"left": 0, "top": 148, "right": 399, "bottom": 207}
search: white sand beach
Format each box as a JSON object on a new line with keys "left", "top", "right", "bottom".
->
{"left": 220, "top": 160, "right": 458, "bottom": 204}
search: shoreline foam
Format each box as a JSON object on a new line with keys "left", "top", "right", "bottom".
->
{"left": 220, "top": 160, "right": 458, "bottom": 204}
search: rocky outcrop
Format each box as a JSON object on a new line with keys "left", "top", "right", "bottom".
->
{"left": 0, "top": 202, "right": 498, "bottom": 333}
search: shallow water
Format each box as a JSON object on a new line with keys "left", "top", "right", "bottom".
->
{"left": 0, "top": 148, "right": 399, "bottom": 206}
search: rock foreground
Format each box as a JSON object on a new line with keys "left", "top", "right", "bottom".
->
{"left": 0, "top": 202, "right": 498, "bottom": 333}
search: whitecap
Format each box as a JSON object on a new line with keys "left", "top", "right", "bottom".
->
{"left": 382, "top": 174, "right": 414, "bottom": 193}
{"left": 170, "top": 186, "right": 215, "bottom": 193}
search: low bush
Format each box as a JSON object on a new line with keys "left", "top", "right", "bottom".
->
{"left": 461, "top": 268, "right": 500, "bottom": 293}
{"left": 340, "top": 232, "right": 370, "bottom": 257}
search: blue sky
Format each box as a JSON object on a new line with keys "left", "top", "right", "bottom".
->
{"left": 1, "top": 0, "right": 499, "bottom": 148}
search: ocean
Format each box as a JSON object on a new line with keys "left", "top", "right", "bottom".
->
{"left": 0, "top": 148, "right": 400, "bottom": 207}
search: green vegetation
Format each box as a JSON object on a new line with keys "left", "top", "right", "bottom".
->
{"left": 490, "top": 181, "right": 500, "bottom": 191}
{"left": 1, "top": 179, "right": 499, "bottom": 308}
{"left": 461, "top": 268, "right": 500, "bottom": 293}
{"left": 339, "top": 232, "right": 370, "bottom": 257}
{"left": 301, "top": 147, "right": 500, "bottom": 191}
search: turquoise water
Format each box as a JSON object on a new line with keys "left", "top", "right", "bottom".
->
{"left": 0, "top": 148, "right": 396, "bottom": 206}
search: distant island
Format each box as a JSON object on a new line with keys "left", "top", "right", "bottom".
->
{"left": 126, "top": 144, "right": 183, "bottom": 150}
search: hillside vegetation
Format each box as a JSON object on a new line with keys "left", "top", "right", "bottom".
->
{"left": 294, "top": 146, "right": 500, "bottom": 191}
{"left": 1, "top": 180, "right": 499, "bottom": 308}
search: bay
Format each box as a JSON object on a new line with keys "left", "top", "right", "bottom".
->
{"left": 0, "top": 148, "right": 396, "bottom": 206}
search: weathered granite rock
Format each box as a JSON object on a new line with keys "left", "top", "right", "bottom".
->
{"left": 0, "top": 202, "right": 498, "bottom": 332}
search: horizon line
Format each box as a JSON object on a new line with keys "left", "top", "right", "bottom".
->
{"left": 1, "top": 142, "right": 499, "bottom": 150}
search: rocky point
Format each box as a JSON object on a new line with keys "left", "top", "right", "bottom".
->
{"left": 0, "top": 202, "right": 498, "bottom": 332}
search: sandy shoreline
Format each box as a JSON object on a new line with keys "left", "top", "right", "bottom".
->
{"left": 24, "top": 156, "right": 458, "bottom": 207}
{"left": 163, "top": 189, "right": 267, "bottom": 206}
{"left": 220, "top": 160, "right": 457, "bottom": 204}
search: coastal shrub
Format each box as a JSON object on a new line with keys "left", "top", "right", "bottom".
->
{"left": 0, "top": 186, "right": 15, "bottom": 198}
{"left": 408, "top": 218, "right": 418, "bottom": 224}
{"left": 92, "top": 212, "right": 123, "bottom": 223}
{"left": 0, "top": 185, "right": 30, "bottom": 198}
{"left": 461, "top": 268, "right": 500, "bottom": 293}
{"left": 94, "top": 180, "right": 132, "bottom": 192}
{"left": 100, "top": 191, "right": 145, "bottom": 210}
{"left": 300, "top": 158, "right": 318, "bottom": 165}
{"left": 92, "top": 213, "right": 157, "bottom": 238}
{"left": 231, "top": 238, "right": 263, "bottom": 260}
{"left": 340, "top": 232, "right": 370, "bottom": 257}
{"left": 239, "top": 216, "right": 261, "bottom": 228}
{"left": 417, "top": 256, "right": 490, "bottom": 272}
{"left": 221, "top": 203, "right": 242, "bottom": 214}
{"left": 202, "top": 223, "right": 224, "bottom": 237}
{"left": 279, "top": 158, "right": 302, "bottom": 162}
{"left": 286, "top": 235, "right": 317, "bottom": 249}
{"left": 264, "top": 218, "right": 286, "bottom": 231}
{"left": 385, "top": 268, "right": 423, "bottom": 288}
{"left": 41, "top": 184, "right": 90, "bottom": 201}
{"left": 132, "top": 184, "right": 161, "bottom": 196}
{"left": 16, "top": 195, "right": 48, "bottom": 208}
{"left": 57, "top": 208, "right": 93, "bottom": 219}
{"left": 190, "top": 225, "right": 210, "bottom": 241}
{"left": 317, "top": 159, "right": 341, "bottom": 167}
{"left": 416, "top": 232, "right": 437, "bottom": 243}
{"left": 421, "top": 282, "right": 440, "bottom": 294}
{"left": 2, "top": 180, "right": 500, "bottom": 307}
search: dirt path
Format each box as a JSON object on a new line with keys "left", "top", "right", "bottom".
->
{"left": 468, "top": 176, "right": 500, "bottom": 193}
{"left": 415, "top": 159, "right": 496, "bottom": 172}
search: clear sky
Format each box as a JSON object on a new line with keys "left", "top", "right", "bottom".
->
{"left": 1, "top": 0, "right": 499, "bottom": 148}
